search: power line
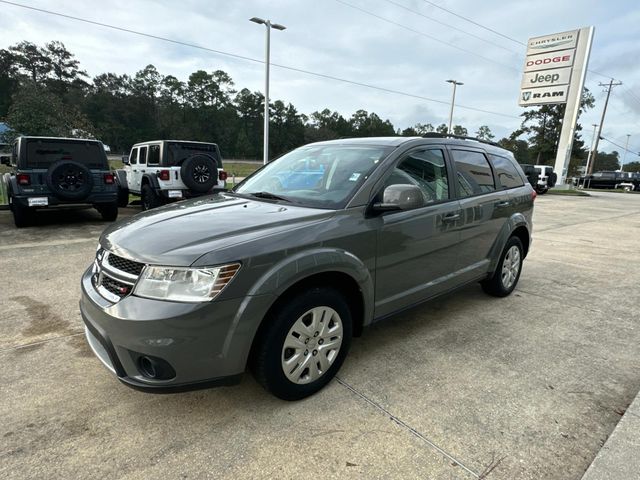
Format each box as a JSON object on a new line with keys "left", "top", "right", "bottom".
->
{"left": 419, "top": 0, "right": 525, "bottom": 46}
{"left": 334, "top": 0, "right": 519, "bottom": 72}
{"left": 380, "top": 0, "right": 521, "bottom": 54}
{"left": 599, "top": 135, "right": 639, "bottom": 157}
{"left": 0, "top": 0, "right": 519, "bottom": 119}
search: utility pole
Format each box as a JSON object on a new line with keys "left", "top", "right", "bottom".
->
{"left": 446, "top": 79, "right": 463, "bottom": 134}
{"left": 583, "top": 123, "right": 598, "bottom": 180}
{"left": 621, "top": 134, "right": 630, "bottom": 172}
{"left": 589, "top": 79, "right": 622, "bottom": 174}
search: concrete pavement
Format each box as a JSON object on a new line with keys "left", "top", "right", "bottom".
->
{"left": 1, "top": 192, "right": 639, "bottom": 479}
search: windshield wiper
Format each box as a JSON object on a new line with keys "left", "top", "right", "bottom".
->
{"left": 246, "top": 191, "right": 292, "bottom": 202}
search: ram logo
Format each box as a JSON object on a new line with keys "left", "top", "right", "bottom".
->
{"left": 522, "top": 91, "right": 532, "bottom": 101}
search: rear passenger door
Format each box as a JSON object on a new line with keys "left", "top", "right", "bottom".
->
{"left": 374, "top": 147, "right": 463, "bottom": 317}
{"left": 449, "top": 148, "right": 509, "bottom": 280}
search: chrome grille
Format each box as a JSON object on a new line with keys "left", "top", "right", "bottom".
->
{"left": 94, "top": 248, "right": 144, "bottom": 302}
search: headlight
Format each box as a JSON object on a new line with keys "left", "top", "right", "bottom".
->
{"left": 134, "top": 263, "right": 241, "bottom": 302}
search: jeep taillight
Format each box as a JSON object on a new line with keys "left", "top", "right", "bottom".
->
{"left": 531, "top": 189, "right": 537, "bottom": 201}
{"left": 17, "top": 173, "right": 30, "bottom": 185}
{"left": 103, "top": 173, "right": 115, "bottom": 184}
{"left": 218, "top": 170, "right": 228, "bottom": 181}
{"left": 158, "top": 170, "right": 170, "bottom": 181}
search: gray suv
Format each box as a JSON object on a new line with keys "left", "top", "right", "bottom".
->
{"left": 80, "top": 135, "right": 534, "bottom": 400}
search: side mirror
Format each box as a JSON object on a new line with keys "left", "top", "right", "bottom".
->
{"left": 0, "top": 155, "right": 10, "bottom": 166}
{"left": 373, "top": 184, "right": 424, "bottom": 212}
{"left": 121, "top": 155, "right": 129, "bottom": 165}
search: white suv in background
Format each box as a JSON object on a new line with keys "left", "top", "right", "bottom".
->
{"left": 116, "top": 140, "right": 227, "bottom": 210}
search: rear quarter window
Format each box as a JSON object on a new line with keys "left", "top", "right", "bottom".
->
{"left": 25, "top": 139, "right": 107, "bottom": 169}
{"left": 451, "top": 149, "right": 496, "bottom": 198}
{"left": 489, "top": 154, "right": 524, "bottom": 189}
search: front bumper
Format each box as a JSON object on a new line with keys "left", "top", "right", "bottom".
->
{"left": 79, "top": 267, "right": 274, "bottom": 392}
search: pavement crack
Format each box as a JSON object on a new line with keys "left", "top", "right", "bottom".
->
{"left": 335, "top": 376, "right": 480, "bottom": 478}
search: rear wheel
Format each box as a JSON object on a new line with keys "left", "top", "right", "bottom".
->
{"left": 141, "top": 184, "right": 162, "bottom": 211}
{"left": 117, "top": 185, "right": 129, "bottom": 207}
{"left": 481, "top": 236, "right": 524, "bottom": 297}
{"left": 10, "top": 197, "right": 32, "bottom": 228}
{"left": 251, "top": 287, "right": 352, "bottom": 401}
{"left": 97, "top": 202, "right": 119, "bottom": 221}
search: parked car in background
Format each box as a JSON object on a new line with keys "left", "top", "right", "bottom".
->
{"left": 81, "top": 135, "right": 535, "bottom": 400}
{"left": 1, "top": 136, "right": 119, "bottom": 227}
{"left": 115, "top": 140, "right": 228, "bottom": 210}
{"left": 579, "top": 171, "right": 640, "bottom": 191}
{"left": 520, "top": 164, "right": 557, "bottom": 194}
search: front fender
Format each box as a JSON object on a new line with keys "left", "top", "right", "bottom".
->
{"left": 114, "top": 169, "right": 128, "bottom": 190}
{"left": 141, "top": 173, "right": 160, "bottom": 191}
{"left": 223, "top": 248, "right": 375, "bottom": 371}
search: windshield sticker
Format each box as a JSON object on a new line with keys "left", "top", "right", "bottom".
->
{"left": 349, "top": 173, "right": 361, "bottom": 182}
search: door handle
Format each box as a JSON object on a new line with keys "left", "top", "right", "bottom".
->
{"left": 496, "top": 201, "right": 510, "bottom": 208}
{"left": 132, "top": 169, "right": 138, "bottom": 172}
{"left": 443, "top": 212, "right": 460, "bottom": 222}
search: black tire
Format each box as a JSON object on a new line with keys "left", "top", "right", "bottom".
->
{"left": 548, "top": 172, "right": 558, "bottom": 188}
{"left": 535, "top": 185, "right": 548, "bottom": 194}
{"left": 97, "top": 202, "right": 119, "bottom": 221}
{"left": 117, "top": 185, "right": 129, "bottom": 208}
{"left": 141, "top": 184, "right": 162, "bottom": 211}
{"left": 481, "top": 236, "right": 524, "bottom": 297}
{"left": 10, "top": 197, "right": 32, "bottom": 228}
{"left": 251, "top": 287, "right": 352, "bottom": 401}
{"left": 46, "top": 161, "right": 93, "bottom": 201}
{"left": 180, "top": 155, "right": 218, "bottom": 193}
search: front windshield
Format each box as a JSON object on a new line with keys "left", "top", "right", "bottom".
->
{"left": 234, "top": 144, "right": 393, "bottom": 209}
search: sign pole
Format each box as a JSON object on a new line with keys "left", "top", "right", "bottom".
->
{"left": 552, "top": 26, "right": 594, "bottom": 185}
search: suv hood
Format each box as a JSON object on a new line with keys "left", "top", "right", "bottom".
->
{"left": 101, "top": 193, "right": 334, "bottom": 266}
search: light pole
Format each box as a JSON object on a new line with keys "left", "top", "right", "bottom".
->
{"left": 446, "top": 79, "right": 463, "bottom": 134}
{"left": 250, "top": 17, "right": 286, "bottom": 165}
{"left": 621, "top": 134, "right": 630, "bottom": 172}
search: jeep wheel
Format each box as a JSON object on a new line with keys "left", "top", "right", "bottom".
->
{"left": 10, "top": 197, "right": 32, "bottom": 228}
{"left": 97, "top": 202, "right": 119, "bottom": 222}
{"left": 46, "top": 161, "right": 93, "bottom": 201}
{"left": 117, "top": 185, "right": 129, "bottom": 207}
{"left": 535, "top": 185, "right": 548, "bottom": 195}
{"left": 180, "top": 155, "right": 218, "bottom": 193}
{"left": 481, "top": 236, "right": 524, "bottom": 297}
{"left": 251, "top": 287, "right": 352, "bottom": 401}
{"left": 141, "top": 184, "right": 162, "bottom": 211}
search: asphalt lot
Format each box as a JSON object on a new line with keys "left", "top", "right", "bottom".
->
{"left": 1, "top": 192, "right": 639, "bottom": 479}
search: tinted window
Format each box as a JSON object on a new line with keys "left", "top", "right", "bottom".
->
{"left": 385, "top": 149, "right": 449, "bottom": 203}
{"left": 138, "top": 146, "right": 147, "bottom": 165}
{"left": 129, "top": 148, "right": 138, "bottom": 165}
{"left": 148, "top": 145, "right": 160, "bottom": 165}
{"left": 166, "top": 142, "right": 219, "bottom": 167}
{"left": 25, "top": 139, "right": 107, "bottom": 169}
{"left": 451, "top": 149, "right": 495, "bottom": 198}
{"left": 490, "top": 154, "right": 524, "bottom": 189}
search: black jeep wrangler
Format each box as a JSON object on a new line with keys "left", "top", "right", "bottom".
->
{"left": 1, "top": 136, "right": 119, "bottom": 227}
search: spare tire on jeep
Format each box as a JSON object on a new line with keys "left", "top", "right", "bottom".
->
{"left": 46, "top": 160, "right": 94, "bottom": 201}
{"left": 180, "top": 154, "right": 218, "bottom": 193}
{"left": 548, "top": 172, "right": 558, "bottom": 188}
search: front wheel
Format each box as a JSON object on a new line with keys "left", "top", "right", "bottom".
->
{"left": 251, "top": 287, "right": 352, "bottom": 401}
{"left": 481, "top": 236, "right": 524, "bottom": 297}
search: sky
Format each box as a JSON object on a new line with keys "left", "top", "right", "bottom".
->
{"left": 1, "top": 0, "right": 639, "bottom": 160}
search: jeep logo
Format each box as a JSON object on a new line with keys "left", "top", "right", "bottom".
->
{"left": 530, "top": 72, "right": 561, "bottom": 84}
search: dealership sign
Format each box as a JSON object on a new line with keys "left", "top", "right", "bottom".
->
{"left": 518, "top": 29, "right": 582, "bottom": 106}
{"left": 517, "top": 27, "right": 594, "bottom": 185}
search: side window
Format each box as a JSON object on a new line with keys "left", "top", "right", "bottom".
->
{"left": 139, "top": 146, "right": 148, "bottom": 165}
{"left": 148, "top": 145, "right": 160, "bottom": 165}
{"left": 451, "top": 149, "right": 495, "bottom": 198}
{"left": 129, "top": 148, "right": 139, "bottom": 165}
{"left": 12, "top": 142, "right": 18, "bottom": 165}
{"left": 489, "top": 154, "right": 524, "bottom": 189}
{"left": 385, "top": 149, "right": 449, "bottom": 204}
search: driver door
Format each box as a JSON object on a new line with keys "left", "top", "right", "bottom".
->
{"left": 374, "top": 147, "right": 463, "bottom": 318}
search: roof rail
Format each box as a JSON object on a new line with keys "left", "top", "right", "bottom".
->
{"left": 421, "top": 132, "right": 501, "bottom": 148}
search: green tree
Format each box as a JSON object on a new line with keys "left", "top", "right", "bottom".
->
{"left": 623, "top": 161, "right": 640, "bottom": 173}
{"left": 476, "top": 125, "right": 495, "bottom": 141}
{"left": 436, "top": 123, "right": 448, "bottom": 134}
{"left": 452, "top": 125, "right": 467, "bottom": 136}
{"left": 498, "top": 136, "right": 530, "bottom": 164}
{"left": 592, "top": 151, "right": 620, "bottom": 171}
